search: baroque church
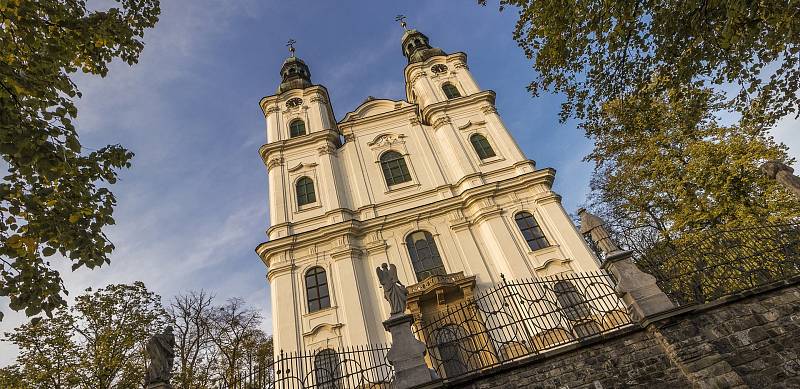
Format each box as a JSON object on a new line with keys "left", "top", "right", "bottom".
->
{"left": 255, "top": 26, "right": 600, "bottom": 355}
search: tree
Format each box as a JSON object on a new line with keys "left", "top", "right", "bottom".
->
{"left": 588, "top": 84, "right": 800, "bottom": 243}
{"left": 0, "top": 364, "right": 27, "bottom": 389}
{"left": 0, "top": 0, "right": 161, "bottom": 321}
{"left": 483, "top": 0, "right": 800, "bottom": 241}
{"left": 483, "top": 0, "right": 800, "bottom": 128}
{"left": 4, "top": 308, "right": 80, "bottom": 389}
{"left": 3, "top": 282, "right": 167, "bottom": 389}
{"left": 169, "top": 290, "right": 216, "bottom": 389}
{"left": 207, "top": 298, "right": 265, "bottom": 388}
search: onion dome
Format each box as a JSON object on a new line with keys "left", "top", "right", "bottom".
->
{"left": 401, "top": 29, "right": 446, "bottom": 64}
{"left": 277, "top": 55, "right": 312, "bottom": 93}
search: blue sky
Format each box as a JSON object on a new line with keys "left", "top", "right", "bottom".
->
{"left": 1, "top": 0, "right": 798, "bottom": 363}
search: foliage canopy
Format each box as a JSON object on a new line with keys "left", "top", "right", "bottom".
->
{"left": 0, "top": 0, "right": 160, "bottom": 320}
{"left": 483, "top": 0, "right": 800, "bottom": 241}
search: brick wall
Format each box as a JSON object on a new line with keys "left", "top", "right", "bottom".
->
{"left": 420, "top": 282, "right": 800, "bottom": 389}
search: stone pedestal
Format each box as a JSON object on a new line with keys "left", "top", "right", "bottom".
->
{"left": 602, "top": 250, "right": 674, "bottom": 321}
{"left": 383, "top": 314, "right": 437, "bottom": 389}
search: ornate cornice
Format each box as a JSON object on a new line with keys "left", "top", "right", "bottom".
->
{"left": 431, "top": 116, "right": 452, "bottom": 129}
{"left": 255, "top": 169, "right": 558, "bottom": 259}
{"left": 259, "top": 85, "right": 330, "bottom": 115}
{"left": 266, "top": 263, "right": 296, "bottom": 282}
{"left": 265, "top": 106, "right": 281, "bottom": 115}
{"left": 287, "top": 162, "right": 317, "bottom": 172}
{"left": 367, "top": 133, "right": 406, "bottom": 148}
{"left": 266, "top": 156, "right": 284, "bottom": 171}
{"left": 407, "top": 272, "right": 476, "bottom": 296}
{"left": 330, "top": 247, "right": 363, "bottom": 261}
{"left": 259, "top": 129, "right": 340, "bottom": 162}
{"left": 409, "top": 71, "right": 428, "bottom": 86}
{"left": 420, "top": 90, "right": 496, "bottom": 125}
{"left": 481, "top": 105, "right": 498, "bottom": 115}
{"left": 310, "top": 95, "right": 328, "bottom": 104}
{"left": 317, "top": 143, "right": 337, "bottom": 156}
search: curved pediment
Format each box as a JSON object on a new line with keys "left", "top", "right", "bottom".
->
{"left": 341, "top": 98, "right": 412, "bottom": 122}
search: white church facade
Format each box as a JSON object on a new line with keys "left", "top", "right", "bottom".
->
{"left": 255, "top": 27, "right": 600, "bottom": 355}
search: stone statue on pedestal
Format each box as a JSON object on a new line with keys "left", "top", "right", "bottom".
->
{"left": 376, "top": 262, "right": 437, "bottom": 388}
{"left": 145, "top": 326, "right": 175, "bottom": 388}
{"left": 578, "top": 208, "right": 621, "bottom": 255}
{"left": 376, "top": 263, "right": 408, "bottom": 316}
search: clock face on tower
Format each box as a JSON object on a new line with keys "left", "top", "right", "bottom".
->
{"left": 431, "top": 64, "right": 448, "bottom": 74}
{"left": 286, "top": 97, "right": 303, "bottom": 108}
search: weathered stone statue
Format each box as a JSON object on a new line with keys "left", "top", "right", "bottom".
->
{"left": 376, "top": 262, "right": 437, "bottom": 388}
{"left": 145, "top": 326, "right": 175, "bottom": 388}
{"left": 762, "top": 160, "right": 800, "bottom": 198}
{"left": 376, "top": 263, "right": 408, "bottom": 316}
{"left": 578, "top": 208, "right": 621, "bottom": 255}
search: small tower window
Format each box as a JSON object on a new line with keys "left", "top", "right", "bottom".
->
{"left": 442, "top": 83, "right": 461, "bottom": 99}
{"left": 514, "top": 212, "right": 550, "bottom": 251}
{"left": 379, "top": 150, "right": 412, "bottom": 186}
{"left": 470, "top": 134, "right": 496, "bottom": 159}
{"left": 296, "top": 176, "right": 316, "bottom": 206}
{"left": 305, "top": 267, "right": 330, "bottom": 313}
{"left": 406, "top": 231, "right": 446, "bottom": 281}
{"left": 289, "top": 119, "right": 306, "bottom": 138}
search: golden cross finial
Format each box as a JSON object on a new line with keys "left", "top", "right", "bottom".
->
{"left": 395, "top": 15, "right": 408, "bottom": 30}
{"left": 286, "top": 39, "right": 296, "bottom": 57}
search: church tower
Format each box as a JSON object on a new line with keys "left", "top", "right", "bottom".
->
{"left": 256, "top": 28, "right": 600, "bottom": 355}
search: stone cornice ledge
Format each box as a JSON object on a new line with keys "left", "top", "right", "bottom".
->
{"left": 403, "top": 52, "right": 468, "bottom": 83}
{"left": 259, "top": 129, "right": 341, "bottom": 162}
{"left": 338, "top": 103, "right": 418, "bottom": 128}
{"left": 255, "top": 169, "right": 558, "bottom": 262}
{"left": 420, "top": 90, "right": 497, "bottom": 125}
{"left": 266, "top": 263, "right": 297, "bottom": 282}
{"left": 258, "top": 85, "right": 330, "bottom": 114}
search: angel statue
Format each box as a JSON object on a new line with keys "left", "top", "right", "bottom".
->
{"left": 376, "top": 263, "right": 408, "bottom": 316}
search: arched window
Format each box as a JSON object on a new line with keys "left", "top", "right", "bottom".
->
{"left": 433, "top": 324, "right": 474, "bottom": 378}
{"left": 406, "top": 231, "right": 446, "bottom": 281}
{"left": 442, "top": 83, "right": 461, "bottom": 99}
{"left": 514, "top": 212, "right": 550, "bottom": 251}
{"left": 553, "top": 281, "right": 592, "bottom": 321}
{"left": 289, "top": 119, "right": 306, "bottom": 138}
{"left": 305, "top": 267, "right": 330, "bottom": 313}
{"left": 470, "top": 134, "right": 496, "bottom": 159}
{"left": 379, "top": 150, "right": 412, "bottom": 186}
{"left": 553, "top": 280, "right": 600, "bottom": 337}
{"left": 314, "top": 349, "right": 342, "bottom": 389}
{"left": 296, "top": 176, "right": 316, "bottom": 206}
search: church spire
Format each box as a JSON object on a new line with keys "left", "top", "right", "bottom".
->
{"left": 398, "top": 19, "right": 446, "bottom": 64}
{"left": 277, "top": 39, "right": 312, "bottom": 93}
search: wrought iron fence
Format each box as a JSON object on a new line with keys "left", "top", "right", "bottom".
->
{"left": 271, "top": 345, "right": 393, "bottom": 389}
{"left": 215, "top": 345, "right": 393, "bottom": 389}
{"left": 632, "top": 222, "right": 800, "bottom": 306}
{"left": 413, "top": 271, "right": 633, "bottom": 381}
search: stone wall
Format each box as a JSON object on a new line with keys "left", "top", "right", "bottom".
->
{"left": 419, "top": 281, "right": 800, "bottom": 388}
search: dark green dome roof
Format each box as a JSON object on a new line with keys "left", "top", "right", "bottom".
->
{"left": 401, "top": 29, "right": 446, "bottom": 64}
